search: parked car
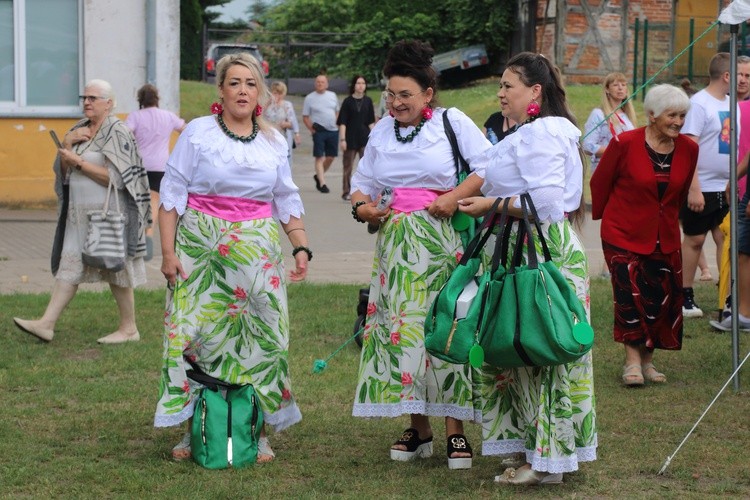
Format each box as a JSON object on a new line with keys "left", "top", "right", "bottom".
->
{"left": 204, "top": 43, "right": 269, "bottom": 80}
{"left": 432, "top": 44, "right": 489, "bottom": 86}
{"left": 433, "top": 45, "right": 489, "bottom": 74}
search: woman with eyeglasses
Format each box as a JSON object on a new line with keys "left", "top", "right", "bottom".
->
{"left": 13, "top": 79, "right": 151, "bottom": 345}
{"left": 349, "top": 40, "right": 491, "bottom": 470}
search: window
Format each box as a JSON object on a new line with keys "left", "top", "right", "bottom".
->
{"left": 0, "top": 0, "right": 80, "bottom": 115}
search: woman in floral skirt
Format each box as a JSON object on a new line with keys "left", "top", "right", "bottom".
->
{"left": 349, "top": 40, "right": 491, "bottom": 469}
{"left": 153, "top": 52, "right": 310, "bottom": 462}
{"left": 459, "top": 52, "right": 597, "bottom": 485}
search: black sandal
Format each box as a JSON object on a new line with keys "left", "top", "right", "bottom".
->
{"left": 390, "top": 428, "right": 433, "bottom": 461}
{"left": 447, "top": 434, "right": 473, "bottom": 470}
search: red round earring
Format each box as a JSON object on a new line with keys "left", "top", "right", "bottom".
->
{"left": 210, "top": 102, "right": 223, "bottom": 115}
{"left": 421, "top": 106, "right": 433, "bottom": 120}
{"left": 526, "top": 100, "right": 540, "bottom": 117}
{"left": 255, "top": 104, "right": 263, "bottom": 116}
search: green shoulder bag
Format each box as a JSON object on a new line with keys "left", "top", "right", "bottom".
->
{"left": 479, "top": 194, "right": 594, "bottom": 367}
{"left": 425, "top": 198, "right": 510, "bottom": 368}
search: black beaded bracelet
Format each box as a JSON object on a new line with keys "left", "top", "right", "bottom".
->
{"left": 292, "top": 245, "right": 313, "bottom": 261}
{"left": 352, "top": 201, "right": 366, "bottom": 223}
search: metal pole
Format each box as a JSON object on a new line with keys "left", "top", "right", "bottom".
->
{"left": 729, "top": 24, "right": 741, "bottom": 392}
{"left": 642, "top": 19, "right": 648, "bottom": 101}
{"left": 633, "top": 18, "right": 640, "bottom": 93}
{"left": 688, "top": 18, "right": 694, "bottom": 82}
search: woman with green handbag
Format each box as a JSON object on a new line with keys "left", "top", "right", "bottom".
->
{"left": 349, "top": 40, "right": 492, "bottom": 470}
{"left": 458, "top": 52, "right": 596, "bottom": 485}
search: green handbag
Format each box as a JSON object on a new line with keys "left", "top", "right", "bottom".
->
{"left": 425, "top": 198, "right": 510, "bottom": 368}
{"left": 188, "top": 369, "right": 263, "bottom": 469}
{"left": 479, "top": 194, "right": 594, "bottom": 368}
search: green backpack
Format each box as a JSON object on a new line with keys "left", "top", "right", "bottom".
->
{"left": 188, "top": 369, "right": 263, "bottom": 469}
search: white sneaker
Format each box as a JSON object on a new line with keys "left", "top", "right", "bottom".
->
{"left": 709, "top": 316, "right": 750, "bottom": 332}
{"left": 682, "top": 305, "right": 703, "bottom": 318}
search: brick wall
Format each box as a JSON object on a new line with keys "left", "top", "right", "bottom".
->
{"left": 536, "top": 0, "right": 733, "bottom": 84}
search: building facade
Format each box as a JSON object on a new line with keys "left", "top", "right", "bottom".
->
{"left": 0, "top": 0, "right": 180, "bottom": 204}
{"left": 532, "top": 0, "right": 733, "bottom": 84}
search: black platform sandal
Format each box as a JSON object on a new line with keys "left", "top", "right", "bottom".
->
{"left": 390, "top": 428, "right": 434, "bottom": 461}
{"left": 447, "top": 434, "right": 473, "bottom": 470}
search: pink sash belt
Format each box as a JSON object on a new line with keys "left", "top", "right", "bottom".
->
{"left": 187, "top": 193, "right": 272, "bottom": 222}
{"left": 391, "top": 187, "right": 450, "bottom": 214}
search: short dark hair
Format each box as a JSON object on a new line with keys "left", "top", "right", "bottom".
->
{"left": 136, "top": 84, "right": 159, "bottom": 108}
{"left": 383, "top": 40, "right": 438, "bottom": 105}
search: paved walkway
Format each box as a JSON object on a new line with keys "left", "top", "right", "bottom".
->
{"left": 0, "top": 100, "right": 716, "bottom": 295}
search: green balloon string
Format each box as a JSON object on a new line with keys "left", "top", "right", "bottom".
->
{"left": 312, "top": 328, "right": 362, "bottom": 374}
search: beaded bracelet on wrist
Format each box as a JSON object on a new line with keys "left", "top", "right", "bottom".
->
{"left": 292, "top": 246, "right": 313, "bottom": 261}
{"left": 352, "top": 201, "right": 366, "bottom": 223}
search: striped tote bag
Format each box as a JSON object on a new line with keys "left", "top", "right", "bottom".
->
{"left": 82, "top": 180, "right": 127, "bottom": 272}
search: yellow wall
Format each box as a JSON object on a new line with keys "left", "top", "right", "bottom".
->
{"left": 0, "top": 114, "right": 179, "bottom": 206}
{"left": 0, "top": 117, "right": 81, "bottom": 204}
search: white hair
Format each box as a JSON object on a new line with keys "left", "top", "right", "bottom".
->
{"left": 85, "top": 79, "right": 116, "bottom": 111}
{"left": 643, "top": 84, "right": 690, "bottom": 119}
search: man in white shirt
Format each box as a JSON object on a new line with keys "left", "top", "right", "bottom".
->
{"left": 680, "top": 52, "right": 734, "bottom": 318}
{"left": 302, "top": 74, "right": 340, "bottom": 194}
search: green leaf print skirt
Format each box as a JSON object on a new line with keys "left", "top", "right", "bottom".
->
{"left": 352, "top": 210, "right": 480, "bottom": 422}
{"left": 154, "top": 208, "right": 301, "bottom": 432}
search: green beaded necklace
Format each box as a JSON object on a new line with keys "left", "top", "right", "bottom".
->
{"left": 394, "top": 117, "right": 427, "bottom": 143}
{"left": 217, "top": 113, "right": 259, "bottom": 143}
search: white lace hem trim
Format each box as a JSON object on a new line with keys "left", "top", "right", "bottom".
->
{"left": 264, "top": 404, "right": 302, "bottom": 433}
{"left": 481, "top": 438, "right": 598, "bottom": 473}
{"left": 352, "top": 402, "right": 481, "bottom": 423}
{"left": 154, "top": 400, "right": 302, "bottom": 433}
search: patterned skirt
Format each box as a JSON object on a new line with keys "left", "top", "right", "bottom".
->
{"left": 352, "top": 210, "right": 480, "bottom": 422}
{"left": 480, "top": 219, "right": 597, "bottom": 473}
{"left": 602, "top": 241, "right": 683, "bottom": 350}
{"left": 153, "top": 208, "right": 301, "bottom": 432}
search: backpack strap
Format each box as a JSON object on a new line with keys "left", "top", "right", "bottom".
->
{"left": 442, "top": 108, "right": 471, "bottom": 181}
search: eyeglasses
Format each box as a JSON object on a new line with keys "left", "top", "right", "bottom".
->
{"left": 79, "top": 95, "right": 107, "bottom": 103}
{"left": 382, "top": 90, "right": 425, "bottom": 103}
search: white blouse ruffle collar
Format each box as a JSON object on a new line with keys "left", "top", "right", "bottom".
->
{"left": 489, "top": 116, "right": 581, "bottom": 159}
{"left": 185, "top": 115, "right": 287, "bottom": 167}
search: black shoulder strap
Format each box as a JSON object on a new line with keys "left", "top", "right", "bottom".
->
{"left": 442, "top": 108, "right": 471, "bottom": 179}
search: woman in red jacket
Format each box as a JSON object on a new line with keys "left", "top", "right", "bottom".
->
{"left": 591, "top": 84, "right": 698, "bottom": 387}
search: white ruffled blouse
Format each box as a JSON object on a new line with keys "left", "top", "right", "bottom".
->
{"left": 350, "top": 107, "right": 491, "bottom": 199}
{"left": 160, "top": 116, "right": 304, "bottom": 223}
{"left": 478, "top": 116, "right": 583, "bottom": 222}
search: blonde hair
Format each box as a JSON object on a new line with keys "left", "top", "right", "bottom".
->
{"left": 600, "top": 72, "right": 636, "bottom": 130}
{"left": 270, "top": 81, "right": 287, "bottom": 96}
{"left": 215, "top": 52, "right": 273, "bottom": 136}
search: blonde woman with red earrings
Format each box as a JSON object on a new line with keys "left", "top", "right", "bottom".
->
{"left": 154, "top": 53, "right": 310, "bottom": 463}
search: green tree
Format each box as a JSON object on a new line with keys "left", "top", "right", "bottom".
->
{"left": 180, "top": 0, "right": 233, "bottom": 80}
{"left": 181, "top": 0, "right": 203, "bottom": 80}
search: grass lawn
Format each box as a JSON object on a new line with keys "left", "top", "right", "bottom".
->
{"left": 1, "top": 280, "right": 748, "bottom": 498}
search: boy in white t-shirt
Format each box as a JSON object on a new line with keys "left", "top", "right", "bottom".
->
{"left": 680, "top": 52, "right": 737, "bottom": 318}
